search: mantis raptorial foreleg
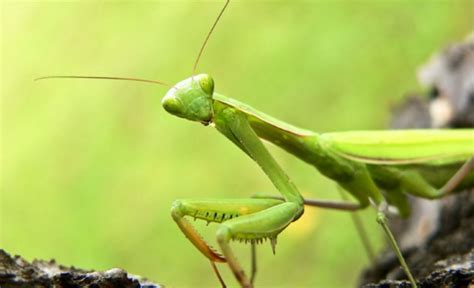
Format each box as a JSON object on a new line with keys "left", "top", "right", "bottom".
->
{"left": 256, "top": 191, "right": 377, "bottom": 263}
{"left": 172, "top": 199, "right": 281, "bottom": 261}
{"left": 177, "top": 200, "right": 296, "bottom": 288}
{"left": 212, "top": 107, "right": 305, "bottom": 287}
{"left": 171, "top": 198, "right": 284, "bottom": 287}
{"left": 254, "top": 192, "right": 377, "bottom": 268}
{"left": 170, "top": 107, "right": 307, "bottom": 287}
{"left": 217, "top": 202, "right": 301, "bottom": 287}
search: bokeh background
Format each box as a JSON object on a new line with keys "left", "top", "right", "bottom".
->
{"left": 2, "top": 1, "right": 473, "bottom": 287}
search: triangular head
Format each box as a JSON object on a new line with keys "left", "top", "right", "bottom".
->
{"left": 162, "top": 74, "right": 215, "bottom": 125}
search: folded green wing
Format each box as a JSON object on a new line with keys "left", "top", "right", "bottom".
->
{"left": 214, "top": 93, "right": 315, "bottom": 137}
{"left": 321, "top": 129, "right": 474, "bottom": 165}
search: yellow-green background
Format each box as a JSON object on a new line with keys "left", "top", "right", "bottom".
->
{"left": 2, "top": 1, "right": 473, "bottom": 287}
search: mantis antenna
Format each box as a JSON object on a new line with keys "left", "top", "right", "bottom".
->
{"left": 35, "top": 75, "right": 171, "bottom": 87}
{"left": 192, "top": 0, "right": 230, "bottom": 75}
{"left": 37, "top": 1, "right": 230, "bottom": 85}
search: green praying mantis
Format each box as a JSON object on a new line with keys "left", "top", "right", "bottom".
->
{"left": 36, "top": 1, "right": 474, "bottom": 287}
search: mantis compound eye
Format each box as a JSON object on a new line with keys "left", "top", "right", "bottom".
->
{"left": 199, "top": 74, "right": 214, "bottom": 96}
{"left": 162, "top": 95, "right": 183, "bottom": 116}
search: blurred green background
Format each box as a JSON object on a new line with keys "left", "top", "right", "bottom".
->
{"left": 2, "top": 1, "right": 473, "bottom": 287}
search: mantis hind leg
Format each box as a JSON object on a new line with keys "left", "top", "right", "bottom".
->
{"left": 374, "top": 157, "right": 474, "bottom": 287}
{"left": 441, "top": 157, "right": 474, "bottom": 194}
{"left": 398, "top": 157, "right": 474, "bottom": 199}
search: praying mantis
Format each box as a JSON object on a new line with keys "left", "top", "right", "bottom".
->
{"left": 36, "top": 1, "right": 474, "bottom": 288}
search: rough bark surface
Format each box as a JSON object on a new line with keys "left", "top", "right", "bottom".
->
{"left": 0, "top": 250, "right": 162, "bottom": 288}
{"left": 361, "top": 35, "right": 474, "bottom": 287}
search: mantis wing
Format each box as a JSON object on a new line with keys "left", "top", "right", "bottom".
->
{"left": 214, "top": 93, "right": 315, "bottom": 137}
{"left": 320, "top": 129, "right": 474, "bottom": 165}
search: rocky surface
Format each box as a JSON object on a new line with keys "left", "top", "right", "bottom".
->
{"left": 0, "top": 250, "right": 162, "bottom": 288}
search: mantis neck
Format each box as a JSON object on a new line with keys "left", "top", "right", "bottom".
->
{"left": 212, "top": 93, "right": 325, "bottom": 167}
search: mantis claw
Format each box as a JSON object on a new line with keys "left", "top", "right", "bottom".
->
{"left": 270, "top": 237, "right": 277, "bottom": 255}
{"left": 172, "top": 201, "right": 226, "bottom": 263}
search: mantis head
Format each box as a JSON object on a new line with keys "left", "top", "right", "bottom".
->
{"left": 162, "top": 74, "right": 215, "bottom": 125}
{"left": 161, "top": 0, "right": 228, "bottom": 126}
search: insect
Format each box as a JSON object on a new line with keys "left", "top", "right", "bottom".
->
{"left": 36, "top": 1, "right": 474, "bottom": 287}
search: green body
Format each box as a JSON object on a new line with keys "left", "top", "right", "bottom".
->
{"left": 212, "top": 91, "right": 474, "bottom": 213}
{"left": 163, "top": 74, "right": 474, "bottom": 287}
